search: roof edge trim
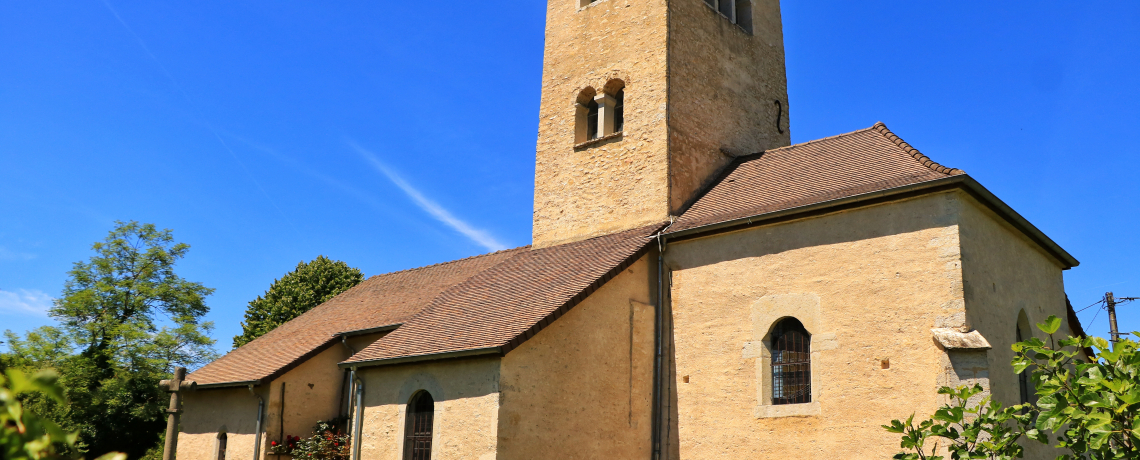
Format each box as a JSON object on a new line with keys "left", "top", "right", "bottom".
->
{"left": 665, "top": 176, "right": 965, "bottom": 239}
{"left": 957, "top": 176, "right": 1078, "bottom": 269}
{"left": 664, "top": 176, "right": 1078, "bottom": 269}
{"left": 194, "top": 380, "right": 261, "bottom": 390}
{"left": 340, "top": 347, "right": 502, "bottom": 369}
{"left": 336, "top": 323, "right": 402, "bottom": 338}
{"left": 496, "top": 223, "right": 667, "bottom": 356}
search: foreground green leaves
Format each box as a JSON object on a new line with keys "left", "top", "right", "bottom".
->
{"left": 886, "top": 315, "right": 1140, "bottom": 459}
{"left": 884, "top": 385, "right": 1033, "bottom": 459}
{"left": 1, "top": 369, "right": 124, "bottom": 460}
{"left": 1012, "top": 319, "right": 1139, "bottom": 459}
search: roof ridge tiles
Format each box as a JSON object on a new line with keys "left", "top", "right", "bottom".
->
{"left": 870, "top": 121, "right": 965, "bottom": 176}
{"left": 755, "top": 125, "right": 882, "bottom": 156}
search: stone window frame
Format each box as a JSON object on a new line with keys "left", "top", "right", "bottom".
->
{"left": 394, "top": 375, "right": 445, "bottom": 460}
{"left": 743, "top": 293, "right": 837, "bottom": 418}
{"left": 574, "top": 79, "right": 626, "bottom": 148}
{"left": 703, "top": 0, "right": 753, "bottom": 34}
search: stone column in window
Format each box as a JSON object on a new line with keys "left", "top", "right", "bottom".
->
{"left": 595, "top": 93, "right": 617, "bottom": 137}
{"left": 575, "top": 103, "right": 591, "bottom": 143}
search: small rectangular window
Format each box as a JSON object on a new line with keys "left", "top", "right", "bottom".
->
{"left": 717, "top": 0, "right": 734, "bottom": 21}
{"left": 703, "top": 0, "right": 715, "bottom": 6}
{"left": 735, "top": 0, "right": 752, "bottom": 34}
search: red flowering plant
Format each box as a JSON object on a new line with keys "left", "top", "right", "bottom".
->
{"left": 267, "top": 434, "right": 300, "bottom": 454}
{"left": 268, "top": 420, "right": 350, "bottom": 460}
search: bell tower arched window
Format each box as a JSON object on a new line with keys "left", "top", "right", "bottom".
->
{"left": 613, "top": 88, "right": 625, "bottom": 133}
{"left": 404, "top": 391, "right": 435, "bottom": 460}
{"left": 771, "top": 318, "right": 811, "bottom": 405}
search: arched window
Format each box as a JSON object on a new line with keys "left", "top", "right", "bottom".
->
{"left": 771, "top": 318, "right": 811, "bottom": 405}
{"left": 216, "top": 432, "right": 227, "bottom": 460}
{"left": 586, "top": 98, "right": 600, "bottom": 140}
{"left": 404, "top": 391, "right": 435, "bottom": 460}
{"left": 1016, "top": 311, "right": 1033, "bottom": 405}
{"left": 575, "top": 87, "right": 598, "bottom": 143}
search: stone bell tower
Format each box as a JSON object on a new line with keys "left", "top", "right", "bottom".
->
{"left": 532, "top": 0, "right": 791, "bottom": 247}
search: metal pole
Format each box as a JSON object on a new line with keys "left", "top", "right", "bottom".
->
{"left": 1107, "top": 292, "right": 1120, "bottom": 347}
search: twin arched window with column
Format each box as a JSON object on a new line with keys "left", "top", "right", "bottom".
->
{"left": 771, "top": 317, "right": 811, "bottom": 405}
{"left": 575, "top": 81, "right": 625, "bottom": 144}
{"left": 404, "top": 391, "right": 435, "bottom": 460}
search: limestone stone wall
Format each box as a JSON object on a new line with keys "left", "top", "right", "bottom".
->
{"left": 262, "top": 344, "right": 351, "bottom": 448}
{"left": 532, "top": 0, "right": 671, "bottom": 247}
{"left": 178, "top": 344, "right": 351, "bottom": 460}
{"left": 665, "top": 192, "right": 968, "bottom": 458}
{"left": 498, "top": 256, "right": 656, "bottom": 459}
{"left": 532, "top": 0, "right": 791, "bottom": 248}
{"left": 355, "top": 357, "right": 501, "bottom": 460}
{"left": 957, "top": 193, "right": 1071, "bottom": 459}
{"left": 179, "top": 386, "right": 266, "bottom": 460}
{"left": 666, "top": 0, "right": 790, "bottom": 212}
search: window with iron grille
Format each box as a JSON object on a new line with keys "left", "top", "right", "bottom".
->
{"left": 771, "top": 318, "right": 811, "bottom": 405}
{"left": 404, "top": 391, "right": 434, "bottom": 460}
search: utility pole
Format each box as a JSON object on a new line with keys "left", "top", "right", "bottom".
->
{"left": 1107, "top": 292, "right": 1120, "bottom": 346}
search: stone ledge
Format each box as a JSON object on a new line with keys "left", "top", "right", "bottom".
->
{"left": 754, "top": 401, "right": 820, "bottom": 419}
{"left": 573, "top": 132, "right": 623, "bottom": 150}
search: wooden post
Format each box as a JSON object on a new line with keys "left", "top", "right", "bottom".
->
{"left": 160, "top": 367, "right": 196, "bottom": 460}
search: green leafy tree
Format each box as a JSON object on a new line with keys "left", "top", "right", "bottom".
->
{"left": 887, "top": 315, "right": 1140, "bottom": 460}
{"left": 1013, "top": 316, "right": 1140, "bottom": 459}
{"left": 1, "top": 368, "right": 124, "bottom": 460}
{"left": 884, "top": 385, "right": 1033, "bottom": 459}
{"left": 233, "top": 256, "right": 363, "bottom": 348}
{"left": 2, "top": 221, "right": 217, "bottom": 458}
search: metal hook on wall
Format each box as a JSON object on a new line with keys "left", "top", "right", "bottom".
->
{"left": 774, "top": 100, "right": 784, "bottom": 134}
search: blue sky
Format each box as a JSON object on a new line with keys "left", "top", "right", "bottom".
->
{"left": 1, "top": 1, "right": 1137, "bottom": 351}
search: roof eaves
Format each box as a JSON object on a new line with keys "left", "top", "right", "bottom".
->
{"left": 336, "top": 323, "right": 402, "bottom": 338}
{"left": 194, "top": 380, "right": 261, "bottom": 390}
{"left": 664, "top": 175, "right": 1079, "bottom": 269}
{"left": 339, "top": 347, "right": 503, "bottom": 369}
{"left": 666, "top": 175, "right": 966, "bottom": 241}
{"left": 957, "top": 176, "right": 1079, "bottom": 268}
{"left": 495, "top": 223, "right": 667, "bottom": 356}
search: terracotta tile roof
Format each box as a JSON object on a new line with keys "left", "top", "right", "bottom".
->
{"left": 187, "top": 247, "right": 524, "bottom": 386}
{"left": 343, "top": 223, "right": 664, "bottom": 365}
{"left": 669, "top": 122, "right": 964, "bottom": 233}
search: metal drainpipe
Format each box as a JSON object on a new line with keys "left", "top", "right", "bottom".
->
{"left": 248, "top": 385, "right": 264, "bottom": 460}
{"left": 351, "top": 369, "right": 364, "bottom": 460}
{"left": 341, "top": 336, "right": 357, "bottom": 420}
{"left": 650, "top": 232, "right": 667, "bottom": 460}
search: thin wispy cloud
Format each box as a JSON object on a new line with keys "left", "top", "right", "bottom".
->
{"left": 0, "top": 289, "right": 54, "bottom": 317}
{"left": 100, "top": 0, "right": 305, "bottom": 241}
{"left": 350, "top": 143, "right": 508, "bottom": 252}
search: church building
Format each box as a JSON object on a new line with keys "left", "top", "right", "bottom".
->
{"left": 177, "top": 0, "right": 1084, "bottom": 458}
